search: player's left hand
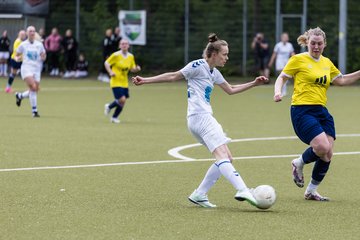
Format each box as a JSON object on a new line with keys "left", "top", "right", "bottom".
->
{"left": 274, "top": 93, "right": 282, "bottom": 102}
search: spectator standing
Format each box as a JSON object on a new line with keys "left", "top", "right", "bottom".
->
{"left": 44, "top": 27, "right": 62, "bottom": 76}
{"left": 0, "top": 30, "right": 11, "bottom": 77}
{"left": 111, "top": 27, "right": 122, "bottom": 53}
{"left": 97, "top": 28, "right": 114, "bottom": 82}
{"left": 37, "top": 28, "right": 47, "bottom": 73}
{"left": 251, "top": 32, "right": 270, "bottom": 79}
{"left": 37, "top": 28, "right": 46, "bottom": 43}
{"left": 75, "top": 53, "right": 88, "bottom": 78}
{"left": 268, "top": 32, "right": 295, "bottom": 96}
{"left": 62, "top": 29, "right": 78, "bottom": 78}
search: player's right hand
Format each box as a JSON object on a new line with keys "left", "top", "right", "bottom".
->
{"left": 132, "top": 76, "right": 145, "bottom": 85}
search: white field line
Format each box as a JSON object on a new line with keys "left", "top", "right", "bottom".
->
{"left": 168, "top": 134, "right": 360, "bottom": 160}
{"left": 39, "top": 85, "right": 184, "bottom": 92}
{"left": 1, "top": 134, "right": 360, "bottom": 173}
{"left": 0, "top": 151, "right": 360, "bottom": 173}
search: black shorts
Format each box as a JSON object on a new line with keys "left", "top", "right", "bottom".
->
{"left": 112, "top": 87, "right": 129, "bottom": 99}
{"left": 10, "top": 58, "right": 22, "bottom": 69}
{"left": 291, "top": 105, "right": 336, "bottom": 145}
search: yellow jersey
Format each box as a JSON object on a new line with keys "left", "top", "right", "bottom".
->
{"left": 282, "top": 52, "right": 341, "bottom": 106}
{"left": 106, "top": 51, "right": 136, "bottom": 88}
{"left": 11, "top": 38, "right": 23, "bottom": 60}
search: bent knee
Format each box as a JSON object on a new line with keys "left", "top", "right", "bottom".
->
{"left": 313, "top": 142, "right": 332, "bottom": 158}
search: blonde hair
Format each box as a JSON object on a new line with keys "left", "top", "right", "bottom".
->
{"left": 35, "top": 32, "right": 42, "bottom": 41}
{"left": 297, "top": 27, "right": 326, "bottom": 47}
{"left": 202, "top": 33, "right": 228, "bottom": 59}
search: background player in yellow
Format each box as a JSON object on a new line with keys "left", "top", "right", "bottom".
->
{"left": 274, "top": 27, "right": 360, "bottom": 201}
{"left": 5, "top": 30, "right": 26, "bottom": 93}
{"left": 104, "top": 39, "right": 141, "bottom": 123}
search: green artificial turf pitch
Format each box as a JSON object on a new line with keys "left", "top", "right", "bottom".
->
{"left": 0, "top": 77, "right": 359, "bottom": 239}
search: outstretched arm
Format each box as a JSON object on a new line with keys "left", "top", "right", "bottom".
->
{"left": 218, "top": 76, "right": 268, "bottom": 95}
{"left": 274, "top": 73, "right": 291, "bottom": 102}
{"left": 132, "top": 71, "right": 184, "bottom": 85}
{"left": 332, "top": 70, "right": 360, "bottom": 86}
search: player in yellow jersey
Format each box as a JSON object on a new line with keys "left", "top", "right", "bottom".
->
{"left": 104, "top": 39, "right": 141, "bottom": 123}
{"left": 274, "top": 27, "right": 360, "bottom": 201}
{"left": 5, "top": 30, "right": 26, "bottom": 93}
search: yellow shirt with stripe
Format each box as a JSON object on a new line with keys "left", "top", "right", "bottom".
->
{"left": 282, "top": 52, "right": 341, "bottom": 106}
{"left": 11, "top": 38, "right": 23, "bottom": 61}
{"left": 106, "top": 51, "right": 136, "bottom": 88}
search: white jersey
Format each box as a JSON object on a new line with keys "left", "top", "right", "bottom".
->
{"left": 180, "top": 59, "right": 226, "bottom": 117}
{"left": 17, "top": 39, "right": 45, "bottom": 72}
{"left": 273, "top": 42, "right": 294, "bottom": 71}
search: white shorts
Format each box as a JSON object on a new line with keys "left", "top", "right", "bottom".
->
{"left": 21, "top": 67, "right": 41, "bottom": 82}
{"left": 0, "top": 51, "right": 10, "bottom": 60}
{"left": 187, "top": 113, "right": 231, "bottom": 153}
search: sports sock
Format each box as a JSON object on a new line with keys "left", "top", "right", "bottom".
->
{"left": 3, "top": 64, "right": 7, "bottom": 74}
{"left": 29, "top": 91, "right": 37, "bottom": 112}
{"left": 215, "top": 159, "right": 247, "bottom": 191}
{"left": 108, "top": 100, "right": 120, "bottom": 109}
{"left": 302, "top": 147, "right": 321, "bottom": 164}
{"left": 196, "top": 164, "right": 221, "bottom": 195}
{"left": 293, "top": 156, "right": 304, "bottom": 167}
{"left": 113, "top": 105, "right": 123, "bottom": 118}
{"left": 21, "top": 90, "right": 30, "bottom": 99}
{"left": 0, "top": 64, "right": 3, "bottom": 74}
{"left": 311, "top": 159, "right": 330, "bottom": 183}
{"left": 306, "top": 181, "right": 319, "bottom": 193}
{"left": 7, "top": 73, "right": 15, "bottom": 86}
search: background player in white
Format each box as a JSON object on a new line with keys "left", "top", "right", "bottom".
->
{"left": 268, "top": 32, "right": 295, "bottom": 96}
{"left": 132, "top": 33, "right": 268, "bottom": 208}
{"left": 15, "top": 26, "right": 46, "bottom": 117}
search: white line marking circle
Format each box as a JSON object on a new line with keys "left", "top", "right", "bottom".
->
{"left": 168, "top": 134, "right": 360, "bottom": 160}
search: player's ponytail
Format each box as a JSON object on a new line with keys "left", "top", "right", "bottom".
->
{"left": 203, "top": 33, "right": 228, "bottom": 59}
{"left": 208, "top": 33, "right": 218, "bottom": 43}
{"left": 297, "top": 27, "right": 327, "bottom": 47}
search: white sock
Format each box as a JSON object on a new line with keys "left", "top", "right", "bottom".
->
{"left": 0, "top": 64, "right": 3, "bottom": 74}
{"left": 196, "top": 164, "right": 221, "bottom": 195}
{"left": 21, "top": 90, "right": 30, "bottom": 99}
{"left": 306, "top": 180, "right": 318, "bottom": 193}
{"left": 216, "top": 159, "right": 247, "bottom": 191}
{"left": 3, "top": 64, "right": 7, "bottom": 74}
{"left": 29, "top": 91, "right": 37, "bottom": 112}
{"left": 294, "top": 156, "right": 304, "bottom": 167}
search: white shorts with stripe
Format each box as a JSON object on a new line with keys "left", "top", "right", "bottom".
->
{"left": 187, "top": 113, "right": 231, "bottom": 153}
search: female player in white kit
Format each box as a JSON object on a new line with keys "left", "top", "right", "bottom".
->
{"left": 15, "top": 26, "right": 46, "bottom": 117}
{"left": 132, "top": 33, "right": 268, "bottom": 208}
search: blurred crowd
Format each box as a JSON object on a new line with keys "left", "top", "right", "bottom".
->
{"left": 0, "top": 27, "right": 89, "bottom": 79}
{"left": 0, "top": 26, "right": 123, "bottom": 81}
{"left": 0, "top": 27, "right": 121, "bottom": 82}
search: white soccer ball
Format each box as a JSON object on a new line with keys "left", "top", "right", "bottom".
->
{"left": 253, "top": 185, "right": 276, "bottom": 210}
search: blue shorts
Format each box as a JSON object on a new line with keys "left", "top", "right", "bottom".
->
{"left": 291, "top": 105, "right": 336, "bottom": 145}
{"left": 10, "top": 58, "right": 22, "bottom": 69}
{"left": 112, "top": 87, "right": 129, "bottom": 99}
